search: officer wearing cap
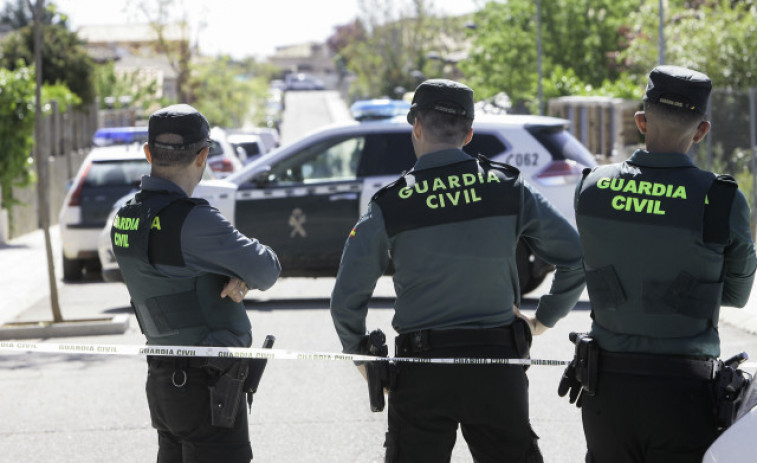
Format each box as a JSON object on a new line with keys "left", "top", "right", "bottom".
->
{"left": 569, "top": 65, "right": 756, "bottom": 462}
{"left": 111, "top": 104, "right": 281, "bottom": 462}
{"left": 330, "top": 79, "right": 585, "bottom": 462}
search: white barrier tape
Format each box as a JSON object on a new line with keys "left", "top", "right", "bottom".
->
{"left": 0, "top": 341, "right": 571, "bottom": 366}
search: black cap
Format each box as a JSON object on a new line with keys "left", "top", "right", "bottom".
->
{"left": 644, "top": 65, "right": 712, "bottom": 114}
{"left": 407, "top": 78, "right": 474, "bottom": 125}
{"left": 148, "top": 104, "right": 211, "bottom": 150}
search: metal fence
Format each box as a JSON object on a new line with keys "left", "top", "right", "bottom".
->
{"left": 692, "top": 88, "right": 757, "bottom": 213}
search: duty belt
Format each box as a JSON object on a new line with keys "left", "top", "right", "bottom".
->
{"left": 600, "top": 351, "right": 719, "bottom": 381}
{"left": 395, "top": 324, "right": 522, "bottom": 356}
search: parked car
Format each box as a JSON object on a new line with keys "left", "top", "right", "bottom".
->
{"left": 206, "top": 126, "right": 243, "bottom": 178}
{"left": 97, "top": 178, "right": 237, "bottom": 282}
{"left": 61, "top": 143, "right": 222, "bottom": 282}
{"left": 285, "top": 73, "right": 325, "bottom": 91}
{"left": 350, "top": 99, "right": 411, "bottom": 121}
{"left": 59, "top": 143, "right": 149, "bottom": 281}
{"left": 98, "top": 114, "right": 595, "bottom": 293}
{"left": 228, "top": 127, "right": 280, "bottom": 152}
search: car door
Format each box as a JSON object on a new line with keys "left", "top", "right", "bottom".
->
{"left": 235, "top": 135, "right": 365, "bottom": 276}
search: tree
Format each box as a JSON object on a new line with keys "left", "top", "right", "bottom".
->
{"left": 0, "top": 2, "right": 95, "bottom": 105}
{"left": 0, "top": 66, "right": 36, "bottom": 215}
{"left": 187, "top": 56, "right": 267, "bottom": 128}
{"left": 93, "top": 61, "right": 160, "bottom": 112}
{"left": 334, "top": 0, "right": 469, "bottom": 100}
{"left": 460, "top": 0, "right": 638, "bottom": 105}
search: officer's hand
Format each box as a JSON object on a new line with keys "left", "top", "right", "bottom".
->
{"left": 557, "top": 360, "right": 584, "bottom": 407}
{"left": 513, "top": 306, "right": 549, "bottom": 336}
{"left": 221, "top": 277, "right": 248, "bottom": 303}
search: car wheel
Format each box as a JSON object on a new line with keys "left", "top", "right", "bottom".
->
{"left": 62, "top": 254, "right": 84, "bottom": 281}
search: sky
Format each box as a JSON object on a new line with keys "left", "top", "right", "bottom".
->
{"left": 33, "top": 0, "right": 481, "bottom": 59}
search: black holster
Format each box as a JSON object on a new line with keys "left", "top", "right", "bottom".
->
{"left": 713, "top": 357, "right": 750, "bottom": 430}
{"left": 572, "top": 332, "right": 599, "bottom": 395}
{"left": 207, "top": 358, "right": 248, "bottom": 428}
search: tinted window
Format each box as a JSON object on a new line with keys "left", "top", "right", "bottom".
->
{"left": 268, "top": 136, "right": 363, "bottom": 185}
{"left": 85, "top": 160, "right": 148, "bottom": 187}
{"left": 357, "top": 132, "right": 416, "bottom": 177}
{"left": 527, "top": 126, "right": 595, "bottom": 165}
{"left": 463, "top": 134, "right": 508, "bottom": 158}
{"left": 209, "top": 139, "right": 224, "bottom": 156}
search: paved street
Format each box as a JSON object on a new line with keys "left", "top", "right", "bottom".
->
{"left": 1, "top": 90, "right": 757, "bottom": 462}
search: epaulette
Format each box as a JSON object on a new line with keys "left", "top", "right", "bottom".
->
{"left": 476, "top": 153, "right": 520, "bottom": 175}
{"left": 372, "top": 170, "right": 414, "bottom": 201}
{"left": 714, "top": 173, "right": 738, "bottom": 187}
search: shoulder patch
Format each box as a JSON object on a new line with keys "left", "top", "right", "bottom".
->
{"left": 476, "top": 153, "right": 520, "bottom": 175}
{"left": 372, "top": 170, "right": 413, "bottom": 201}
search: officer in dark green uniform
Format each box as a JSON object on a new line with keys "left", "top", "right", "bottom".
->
{"left": 111, "top": 104, "right": 281, "bottom": 463}
{"left": 330, "top": 79, "right": 586, "bottom": 463}
{"left": 569, "top": 66, "right": 756, "bottom": 462}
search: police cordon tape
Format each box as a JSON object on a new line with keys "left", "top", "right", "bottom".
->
{"left": 3, "top": 341, "right": 756, "bottom": 370}
{"left": 0, "top": 340, "right": 572, "bottom": 366}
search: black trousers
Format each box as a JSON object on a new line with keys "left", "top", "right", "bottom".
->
{"left": 581, "top": 372, "right": 719, "bottom": 463}
{"left": 385, "top": 345, "right": 542, "bottom": 463}
{"left": 145, "top": 358, "right": 253, "bottom": 463}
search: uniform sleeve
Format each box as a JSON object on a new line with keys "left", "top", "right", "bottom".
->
{"left": 520, "top": 182, "right": 586, "bottom": 327}
{"left": 330, "top": 202, "right": 391, "bottom": 354}
{"left": 721, "top": 190, "right": 756, "bottom": 307}
{"left": 179, "top": 204, "right": 281, "bottom": 291}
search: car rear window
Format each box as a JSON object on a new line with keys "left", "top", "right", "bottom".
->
{"left": 84, "top": 160, "right": 148, "bottom": 187}
{"left": 526, "top": 125, "right": 595, "bottom": 166}
{"left": 463, "top": 134, "right": 508, "bottom": 158}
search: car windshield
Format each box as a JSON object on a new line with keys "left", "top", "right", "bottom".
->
{"left": 84, "top": 160, "right": 149, "bottom": 187}
{"left": 527, "top": 125, "right": 596, "bottom": 166}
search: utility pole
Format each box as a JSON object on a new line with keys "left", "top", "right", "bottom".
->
{"left": 536, "top": 0, "right": 544, "bottom": 115}
{"left": 658, "top": 0, "right": 666, "bottom": 65}
{"left": 29, "top": 0, "right": 64, "bottom": 322}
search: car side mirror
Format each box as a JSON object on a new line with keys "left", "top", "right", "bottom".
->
{"left": 253, "top": 165, "right": 272, "bottom": 186}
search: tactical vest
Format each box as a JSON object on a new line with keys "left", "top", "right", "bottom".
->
{"left": 576, "top": 161, "right": 737, "bottom": 338}
{"left": 373, "top": 155, "right": 521, "bottom": 237}
{"left": 111, "top": 190, "right": 251, "bottom": 346}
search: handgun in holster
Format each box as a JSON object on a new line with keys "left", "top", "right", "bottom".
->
{"left": 363, "top": 329, "right": 395, "bottom": 413}
{"left": 713, "top": 352, "right": 750, "bottom": 430}
{"left": 571, "top": 332, "right": 599, "bottom": 396}
{"left": 207, "top": 335, "right": 275, "bottom": 428}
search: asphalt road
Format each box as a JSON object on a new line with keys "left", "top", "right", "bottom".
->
{"left": 2, "top": 91, "right": 757, "bottom": 462}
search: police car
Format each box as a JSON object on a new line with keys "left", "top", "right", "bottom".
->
{"left": 97, "top": 114, "right": 594, "bottom": 292}
{"left": 222, "top": 114, "right": 595, "bottom": 293}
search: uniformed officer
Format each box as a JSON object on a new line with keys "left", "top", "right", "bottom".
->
{"left": 330, "top": 79, "right": 586, "bottom": 462}
{"left": 111, "top": 104, "right": 281, "bottom": 463}
{"left": 570, "top": 65, "right": 757, "bottom": 462}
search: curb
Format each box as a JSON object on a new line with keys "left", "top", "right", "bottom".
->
{"left": 0, "top": 314, "right": 130, "bottom": 340}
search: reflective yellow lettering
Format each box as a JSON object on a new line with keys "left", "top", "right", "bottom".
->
{"left": 447, "top": 175, "right": 461, "bottom": 189}
{"left": 653, "top": 200, "right": 666, "bottom": 215}
{"left": 638, "top": 181, "right": 652, "bottom": 196}
{"left": 399, "top": 187, "right": 413, "bottom": 199}
{"left": 151, "top": 216, "right": 161, "bottom": 230}
{"left": 427, "top": 195, "right": 439, "bottom": 209}
{"left": 487, "top": 171, "right": 500, "bottom": 183}
{"left": 611, "top": 195, "right": 625, "bottom": 210}
{"left": 415, "top": 180, "right": 428, "bottom": 194}
{"left": 470, "top": 188, "right": 482, "bottom": 202}
{"left": 463, "top": 173, "right": 476, "bottom": 186}
{"left": 622, "top": 179, "right": 638, "bottom": 194}
{"left": 652, "top": 183, "right": 666, "bottom": 196}
{"left": 597, "top": 177, "right": 610, "bottom": 189}
{"left": 672, "top": 186, "right": 687, "bottom": 199}
{"left": 433, "top": 177, "right": 446, "bottom": 191}
{"left": 446, "top": 191, "right": 460, "bottom": 206}
{"left": 610, "top": 179, "right": 624, "bottom": 192}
